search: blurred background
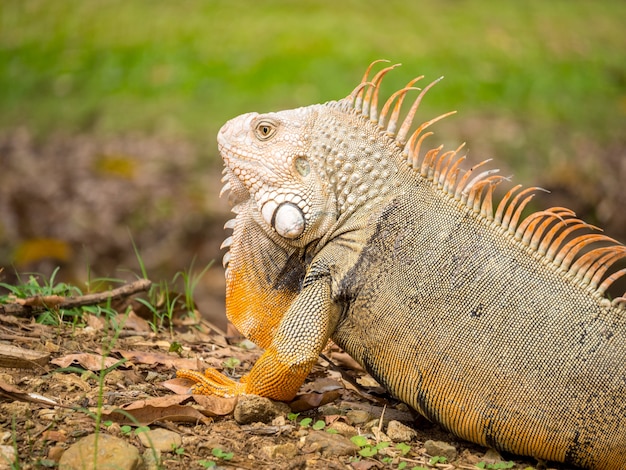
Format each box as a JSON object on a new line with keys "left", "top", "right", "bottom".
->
{"left": 1, "top": 1, "right": 625, "bottom": 326}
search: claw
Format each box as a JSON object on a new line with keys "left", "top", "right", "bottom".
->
{"left": 176, "top": 368, "right": 246, "bottom": 397}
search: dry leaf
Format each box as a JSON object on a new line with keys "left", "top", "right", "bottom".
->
{"left": 192, "top": 394, "right": 237, "bottom": 416}
{"left": 289, "top": 390, "right": 342, "bottom": 412}
{"left": 51, "top": 353, "right": 120, "bottom": 371}
{"left": 162, "top": 377, "right": 194, "bottom": 395}
{"left": 123, "top": 311, "right": 152, "bottom": 332}
{"left": 102, "top": 395, "right": 211, "bottom": 425}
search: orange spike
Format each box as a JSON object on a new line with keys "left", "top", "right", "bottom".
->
{"left": 353, "top": 59, "right": 390, "bottom": 110}
{"left": 442, "top": 154, "right": 467, "bottom": 193}
{"left": 501, "top": 187, "right": 541, "bottom": 230}
{"left": 396, "top": 77, "right": 444, "bottom": 144}
{"left": 456, "top": 160, "right": 495, "bottom": 201}
{"left": 387, "top": 80, "right": 424, "bottom": 135}
{"left": 582, "top": 249, "right": 626, "bottom": 287}
{"left": 433, "top": 149, "right": 456, "bottom": 186}
{"left": 494, "top": 184, "right": 523, "bottom": 225}
{"left": 554, "top": 234, "right": 609, "bottom": 269}
{"left": 589, "top": 249, "right": 626, "bottom": 288}
{"left": 541, "top": 220, "right": 589, "bottom": 258}
{"left": 405, "top": 130, "right": 432, "bottom": 169}
{"left": 516, "top": 211, "right": 555, "bottom": 243}
{"left": 531, "top": 210, "right": 576, "bottom": 252}
{"left": 379, "top": 80, "right": 422, "bottom": 129}
{"left": 364, "top": 64, "right": 400, "bottom": 119}
{"left": 571, "top": 247, "right": 616, "bottom": 279}
{"left": 468, "top": 179, "right": 499, "bottom": 212}
{"left": 598, "top": 268, "right": 626, "bottom": 296}
{"left": 438, "top": 143, "right": 466, "bottom": 187}
{"left": 402, "top": 111, "right": 457, "bottom": 151}
{"left": 420, "top": 146, "right": 442, "bottom": 178}
{"left": 543, "top": 220, "right": 599, "bottom": 260}
{"left": 347, "top": 82, "right": 374, "bottom": 108}
{"left": 480, "top": 178, "right": 507, "bottom": 220}
{"left": 507, "top": 190, "right": 549, "bottom": 232}
{"left": 462, "top": 170, "right": 499, "bottom": 207}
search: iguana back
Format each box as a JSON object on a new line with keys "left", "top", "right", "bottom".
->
{"left": 179, "top": 62, "right": 626, "bottom": 469}
{"left": 334, "top": 181, "right": 626, "bottom": 467}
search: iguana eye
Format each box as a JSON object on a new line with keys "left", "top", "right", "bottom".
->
{"left": 255, "top": 121, "right": 277, "bottom": 140}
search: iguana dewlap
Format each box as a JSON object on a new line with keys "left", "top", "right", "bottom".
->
{"left": 177, "top": 62, "right": 626, "bottom": 469}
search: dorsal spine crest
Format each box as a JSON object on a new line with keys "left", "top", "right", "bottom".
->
{"left": 336, "top": 61, "right": 626, "bottom": 306}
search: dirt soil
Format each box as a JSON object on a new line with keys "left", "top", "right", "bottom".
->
{"left": 0, "top": 289, "right": 572, "bottom": 470}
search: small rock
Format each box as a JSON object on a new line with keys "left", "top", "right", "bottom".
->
{"left": 386, "top": 420, "right": 417, "bottom": 442}
{"left": 47, "top": 445, "right": 65, "bottom": 463}
{"left": 58, "top": 433, "right": 142, "bottom": 470}
{"left": 303, "top": 430, "right": 359, "bottom": 457}
{"left": 234, "top": 395, "right": 290, "bottom": 424}
{"left": 424, "top": 439, "right": 457, "bottom": 462}
{"left": 262, "top": 443, "right": 299, "bottom": 459}
{"left": 136, "top": 428, "right": 182, "bottom": 452}
{"left": 327, "top": 421, "right": 357, "bottom": 437}
{"left": 0, "top": 445, "right": 16, "bottom": 469}
{"left": 345, "top": 410, "right": 371, "bottom": 425}
{"left": 318, "top": 404, "right": 343, "bottom": 416}
{"left": 143, "top": 448, "right": 162, "bottom": 470}
{"left": 482, "top": 448, "right": 504, "bottom": 463}
{"left": 371, "top": 425, "right": 390, "bottom": 443}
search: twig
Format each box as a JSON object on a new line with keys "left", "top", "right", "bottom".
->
{"left": 0, "top": 278, "right": 152, "bottom": 317}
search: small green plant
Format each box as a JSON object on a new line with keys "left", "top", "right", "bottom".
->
{"left": 287, "top": 412, "right": 300, "bottom": 422}
{"left": 350, "top": 435, "right": 390, "bottom": 457}
{"left": 172, "top": 257, "right": 213, "bottom": 321}
{"left": 428, "top": 455, "right": 447, "bottom": 465}
{"left": 211, "top": 448, "right": 234, "bottom": 461}
{"left": 119, "top": 425, "right": 133, "bottom": 436}
{"left": 311, "top": 420, "right": 326, "bottom": 430}
{"left": 222, "top": 357, "right": 241, "bottom": 375}
{"left": 169, "top": 341, "right": 184, "bottom": 355}
{"left": 299, "top": 417, "right": 313, "bottom": 428}
{"left": 0, "top": 268, "right": 85, "bottom": 326}
{"left": 476, "top": 462, "right": 515, "bottom": 469}
{"left": 199, "top": 461, "right": 216, "bottom": 468}
{"left": 396, "top": 442, "right": 411, "bottom": 456}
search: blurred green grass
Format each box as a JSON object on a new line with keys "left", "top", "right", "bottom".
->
{"left": 1, "top": 0, "right": 625, "bottom": 160}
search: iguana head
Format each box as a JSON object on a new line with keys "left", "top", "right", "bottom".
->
{"left": 218, "top": 106, "right": 339, "bottom": 246}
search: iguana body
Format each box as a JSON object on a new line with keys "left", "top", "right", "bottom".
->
{"left": 178, "top": 62, "right": 626, "bottom": 469}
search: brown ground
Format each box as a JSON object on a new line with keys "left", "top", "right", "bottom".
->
{"left": 0, "top": 293, "right": 569, "bottom": 470}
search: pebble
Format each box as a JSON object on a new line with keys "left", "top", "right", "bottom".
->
{"left": 386, "top": 420, "right": 417, "bottom": 442}
{"left": 424, "top": 439, "right": 457, "bottom": 462}
{"left": 58, "top": 433, "right": 142, "bottom": 470}
{"left": 345, "top": 410, "right": 371, "bottom": 425}
{"left": 0, "top": 445, "right": 16, "bottom": 470}
{"left": 262, "top": 443, "right": 299, "bottom": 459}
{"left": 136, "top": 428, "right": 182, "bottom": 452}
{"left": 233, "top": 395, "right": 290, "bottom": 424}
{"left": 303, "top": 430, "right": 359, "bottom": 457}
{"left": 143, "top": 448, "right": 162, "bottom": 470}
{"left": 327, "top": 421, "right": 358, "bottom": 437}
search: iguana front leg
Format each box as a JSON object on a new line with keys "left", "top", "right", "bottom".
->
{"left": 177, "top": 275, "right": 340, "bottom": 401}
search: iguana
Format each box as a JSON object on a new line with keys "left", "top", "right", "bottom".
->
{"left": 177, "top": 61, "right": 626, "bottom": 469}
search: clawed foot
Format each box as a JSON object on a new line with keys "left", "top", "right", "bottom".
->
{"left": 176, "top": 368, "right": 246, "bottom": 397}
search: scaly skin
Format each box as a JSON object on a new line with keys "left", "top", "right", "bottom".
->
{"left": 177, "top": 62, "right": 626, "bottom": 469}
